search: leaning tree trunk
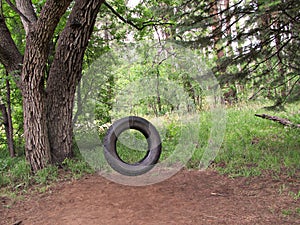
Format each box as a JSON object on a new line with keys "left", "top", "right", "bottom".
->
{"left": 0, "top": 15, "right": 23, "bottom": 81}
{"left": 46, "top": 0, "right": 104, "bottom": 164}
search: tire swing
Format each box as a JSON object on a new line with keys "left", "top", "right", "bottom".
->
{"left": 103, "top": 116, "right": 162, "bottom": 176}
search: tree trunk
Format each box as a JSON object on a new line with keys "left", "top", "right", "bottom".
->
{"left": 0, "top": 102, "right": 14, "bottom": 157}
{"left": 46, "top": 0, "right": 104, "bottom": 164}
{"left": 0, "top": 0, "right": 104, "bottom": 171}
{"left": 211, "top": 0, "right": 224, "bottom": 59}
{"left": 22, "top": 81, "right": 51, "bottom": 171}
{"left": 21, "top": 0, "right": 72, "bottom": 172}
{"left": 22, "top": 37, "right": 51, "bottom": 170}
{"left": 0, "top": 15, "right": 23, "bottom": 82}
{"left": 5, "top": 71, "right": 15, "bottom": 157}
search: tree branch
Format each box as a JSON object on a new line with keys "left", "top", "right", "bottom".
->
{"left": 255, "top": 114, "right": 300, "bottom": 128}
{"left": 5, "top": 0, "right": 31, "bottom": 24}
{"left": 0, "top": 14, "right": 23, "bottom": 86}
{"left": 15, "top": 0, "right": 38, "bottom": 34}
{"left": 103, "top": 1, "right": 174, "bottom": 31}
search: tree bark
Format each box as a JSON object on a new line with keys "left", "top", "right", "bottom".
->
{"left": 0, "top": 103, "right": 15, "bottom": 157}
{"left": 46, "top": 0, "right": 104, "bottom": 164}
{"left": 0, "top": 14, "right": 23, "bottom": 82}
{"left": 255, "top": 114, "right": 300, "bottom": 129}
{"left": 21, "top": 0, "right": 72, "bottom": 171}
{"left": 6, "top": 71, "right": 15, "bottom": 157}
{"left": 15, "top": 0, "right": 38, "bottom": 35}
{"left": 211, "top": 0, "right": 223, "bottom": 59}
{"left": 0, "top": 0, "right": 104, "bottom": 171}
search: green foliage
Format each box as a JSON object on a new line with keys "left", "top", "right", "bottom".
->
{"left": 62, "top": 158, "right": 94, "bottom": 179}
{"left": 0, "top": 64, "right": 24, "bottom": 157}
{"left": 1, "top": 1, "right": 25, "bottom": 52}
{"left": 34, "top": 166, "right": 58, "bottom": 185}
{"left": 1, "top": 100, "right": 299, "bottom": 193}
{"left": 0, "top": 155, "right": 94, "bottom": 190}
{"left": 282, "top": 209, "right": 293, "bottom": 216}
{"left": 116, "top": 130, "right": 148, "bottom": 164}
{"left": 289, "top": 190, "right": 300, "bottom": 201}
{"left": 0, "top": 157, "right": 31, "bottom": 188}
{"left": 87, "top": 43, "right": 205, "bottom": 126}
{"left": 213, "top": 102, "right": 300, "bottom": 177}
{"left": 100, "top": 101, "right": 299, "bottom": 178}
{"left": 163, "top": 0, "right": 300, "bottom": 106}
{"left": 0, "top": 0, "right": 299, "bottom": 183}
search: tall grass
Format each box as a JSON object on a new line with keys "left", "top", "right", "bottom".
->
{"left": 0, "top": 101, "right": 299, "bottom": 191}
{"left": 115, "top": 101, "right": 300, "bottom": 177}
{"left": 192, "top": 101, "right": 300, "bottom": 177}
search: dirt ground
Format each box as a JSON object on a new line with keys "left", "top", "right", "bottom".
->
{"left": 1, "top": 169, "right": 300, "bottom": 225}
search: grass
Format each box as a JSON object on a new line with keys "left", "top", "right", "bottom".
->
{"left": 289, "top": 190, "right": 300, "bottom": 200}
{"left": 112, "top": 100, "right": 299, "bottom": 178}
{"left": 296, "top": 208, "right": 300, "bottom": 215}
{"left": 0, "top": 155, "right": 93, "bottom": 196}
{"left": 116, "top": 129, "right": 149, "bottom": 164}
{"left": 0, "top": 100, "right": 299, "bottom": 193}
{"left": 281, "top": 207, "right": 300, "bottom": 218}
{"left": 0, "top": 157, "right": 31, "bottom": 188}
{"left": 282, "top": 209, "right": 293, "bottom": 216}
{"left": 212, "top": 101, "right": 300, "bottom": 177}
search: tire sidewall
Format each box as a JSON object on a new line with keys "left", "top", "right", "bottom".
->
{"left": 103, "top": 116, "right": 162, "bottom": 176}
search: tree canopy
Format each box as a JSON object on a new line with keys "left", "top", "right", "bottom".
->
{"left": 0, "top": 0, "right": 299, "bottom": 172}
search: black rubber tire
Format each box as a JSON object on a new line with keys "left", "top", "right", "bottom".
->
{"left": 103, "top": 116, "right": 162, "bottom": 176}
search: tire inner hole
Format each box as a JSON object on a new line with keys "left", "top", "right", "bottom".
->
{"left": 116, "top": 129, "right": 149, "bottom": 164}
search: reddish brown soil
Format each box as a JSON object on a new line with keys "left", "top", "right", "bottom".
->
{"left": 1, "top": 170, "right": 300, "bottom": 225}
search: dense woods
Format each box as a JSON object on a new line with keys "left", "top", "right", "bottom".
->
{"left": 0, "top": 0, "right": 299, "bottom": 172}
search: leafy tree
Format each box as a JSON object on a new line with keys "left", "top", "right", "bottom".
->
{"left": 0, "top": 0, "right": 175, "bottom": 172}
{"left": 0, "top": 0, "right": 105, "bottom": 172}
{"left": 1, "top": 0, "right": 297, "bottom": 173}
{"left": 162, "top": 0, "right": 300, "bottom": 105}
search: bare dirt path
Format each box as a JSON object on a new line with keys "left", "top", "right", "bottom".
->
{"left": 1, "top": 170, "right": 300, "bottom": 225}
